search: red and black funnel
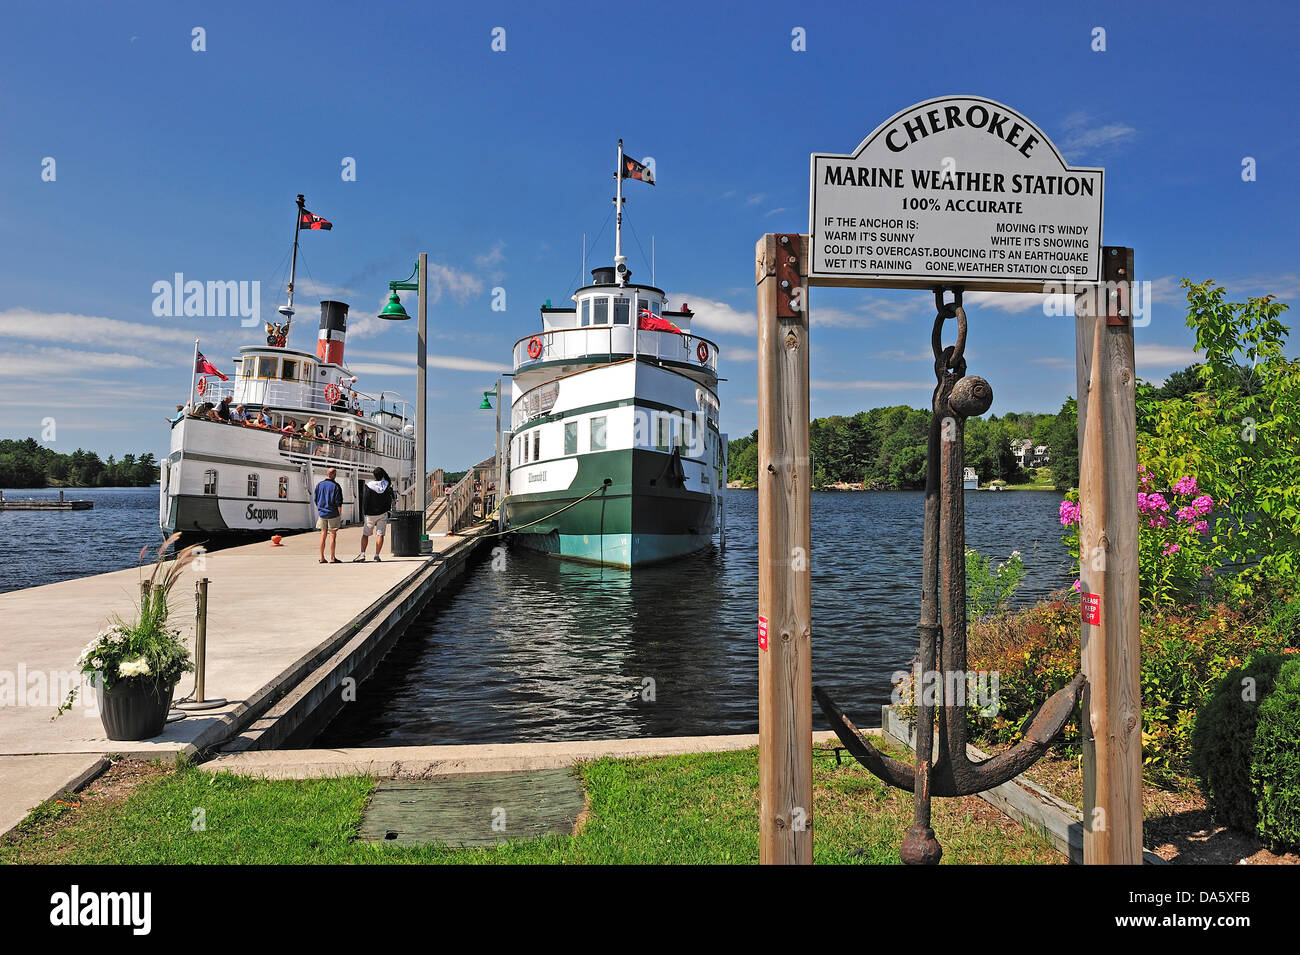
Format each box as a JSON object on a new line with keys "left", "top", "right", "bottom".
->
{"left": 317, "top": 300, "right": 349, "bottom": 365}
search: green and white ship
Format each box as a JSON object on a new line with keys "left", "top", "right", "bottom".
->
{"left": 501, "top": 142, "right": 726, "bottom": 567}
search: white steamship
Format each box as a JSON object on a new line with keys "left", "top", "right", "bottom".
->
{"left": 159, "top": 200, "right": 416, "bottom": 538}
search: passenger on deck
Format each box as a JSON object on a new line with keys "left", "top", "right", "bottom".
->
{"left": 230, "top": 404, "right": 246, "bottom": 424}
{"left": 216, "top": 396, "right": 233, "bottom": 422}
{"left": 260, "top": 410, "right": 273, "bottom": 428}
{"left": 167, "top": 404, "right": 185, "bottom": 425}
{"left": 281, "top": 417, "right": 297, "bottom": 434}
{"left": 198, "top": 402, "right": 218, "bottom": 421}
{"left": 328, "top": 425, "right": 342, "bottom": 444}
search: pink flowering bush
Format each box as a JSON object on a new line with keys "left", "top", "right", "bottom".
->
{"left": 1060, "top": 469, "right": 1217, "bottom": 609}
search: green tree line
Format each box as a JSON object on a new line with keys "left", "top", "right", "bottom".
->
{"left": 726, "top": 369, "right": 1204, "bottom": 492}
{"left": 0, "top": 438, "right": 158, "bottom": 488}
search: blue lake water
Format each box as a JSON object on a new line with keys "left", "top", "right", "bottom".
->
{"left": 314, "top": 488, "right": 1074, "bottom": 747}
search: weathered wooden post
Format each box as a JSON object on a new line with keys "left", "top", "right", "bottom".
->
{"left": 1076, "top": 246, "right": 1143, "bottom": 863}
{"left": 756, "top": 232, "right": 813, "bottom": 865}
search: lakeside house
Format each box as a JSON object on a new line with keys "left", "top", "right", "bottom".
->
{"left": 1012, "top": 438, "right": 1051, "bottom": 470}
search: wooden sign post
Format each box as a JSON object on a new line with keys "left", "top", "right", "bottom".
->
{"left": 756, "top": 233, "right": 813, "bottom": 865}
{"left": 1076, "top": 247, "right": 1143, "bottom": 864}
{"left": 756, "top": 96, "right": 1140, "bottom": 864}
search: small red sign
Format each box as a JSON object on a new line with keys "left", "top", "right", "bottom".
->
{"left": 758, "top": 615, "right": 769, "bottom": 652}
{"left": 1082, "top": 593, "right": 1101, "bottom": 626}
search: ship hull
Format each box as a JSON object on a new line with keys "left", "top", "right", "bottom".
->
{"left": 503, "top": 449, "right": 715, "bottom": 567}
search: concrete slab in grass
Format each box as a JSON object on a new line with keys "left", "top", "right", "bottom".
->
{"left": 358, "top": 768, "right": 584, "bottom": 847}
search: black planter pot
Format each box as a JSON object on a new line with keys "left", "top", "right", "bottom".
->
{"left": 97, "top": 677, "right": 178, "bottom": 741}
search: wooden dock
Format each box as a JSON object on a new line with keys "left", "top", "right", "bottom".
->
{"left": 0, "top": 492, "right": 93, "bottom": 510}
{"left": 0, "top": 520, "right": 494, "bottom": 836}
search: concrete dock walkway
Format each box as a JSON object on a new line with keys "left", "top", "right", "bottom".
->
{"left": 0, "top": 523, "right": 490, "bottom": 834}
{"left": 202, "top": 732, "right": 847, "bottom": 779}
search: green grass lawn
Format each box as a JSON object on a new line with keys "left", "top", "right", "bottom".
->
{"left": 0, "top": 746, "right": 1062, "bottom": 865}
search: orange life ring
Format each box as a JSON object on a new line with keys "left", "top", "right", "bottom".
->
{"left": 324, "top": 383, "right": 341, "bottom": 404}
{"left": 196, "top": 376, "right": 207, "bottom": 396}
{"left": 527, "top": 336, "right": 543, "bottom": 359}
{"left": 696, "top": 341, "right": 709, "bottom": 364}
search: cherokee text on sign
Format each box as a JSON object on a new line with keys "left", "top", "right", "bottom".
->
{"left": 809, "top": 96, "right": 1104, "bottom": 292}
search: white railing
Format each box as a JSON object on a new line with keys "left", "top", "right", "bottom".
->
{"left": 194, "top": 379, "right": 413, "bottom": 430}
{"left": 512, "top": 326, "right": 720, "bottom": 375}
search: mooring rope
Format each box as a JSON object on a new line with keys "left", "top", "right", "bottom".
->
{"left": 473, "top": 481, "right": 609, "bottom": 538}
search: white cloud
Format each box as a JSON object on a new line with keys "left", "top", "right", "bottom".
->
{"left": 0, "top": 308, "right": 217, "bottom": 347}
{"left": 475, "top": 241, "right": 506, "bottom": 269}
{"left": 746, "top": 194, "right": 766, "bottom": 205}
{"left": 346, "top": 349, "right": 510, "bottom": 374}
{"left": 2, "top": 346, "right": 164, "bottom": 380}
{"left": 1134, "top": 343, "right": 1199, "bottom": 369}
{"left": 671, "top": 295, "right": 754, "bottom": 337}
{"left": 723, "top": 346, "right": 757, "bottom": 362}
{"left": 347, "top": 260, "right": 487, "bottom": 341}
{"left": 1058, "top": 111, "right": 1137, "bottom": 156}
{"left": 764, "top": 207, "right": 788, "bottom": 217}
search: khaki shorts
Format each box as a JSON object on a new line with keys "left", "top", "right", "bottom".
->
{"left": 363, "top": 512, "right": 389, "bottom": 536}
{"left": 316, "top": 515, "right": 341, "bottom": 531}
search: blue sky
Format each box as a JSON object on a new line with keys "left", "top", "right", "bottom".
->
{"left": 2, "top": 0, "right": 1297, "bottom": 467}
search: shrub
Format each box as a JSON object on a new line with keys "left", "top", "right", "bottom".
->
{"left": 964, "top": 588, "right": 1298, "bottom": 782}
{"left": 1189, "top": 653, "right": 1286, "bottom": 832}
{"left": 1251, "top": 656, "right": 1300, "bottom": 850}
{"left": 965, "top": 548, "right": 1026, "bottom": 622}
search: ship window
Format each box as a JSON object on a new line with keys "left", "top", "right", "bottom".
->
{"left": 657, "top": 415, "right": 670, "bottom": 451}
{"left": 247, "top": 473, "right": 259, "bottom": 497}
{"left": 590, "top": 416, "right": 607, "bottom": 452}
{"left": 280, "top": 360, "right": 298, "bottom": 381}
{"left": 564, "top": 421, "right": 577, "bottom": 455}
{"left": 278, "top": 476, "right": 288, "bottom": 499}
{"left": 652, "top": 300, "right": 661, "bottom": 316}
{"left": 203, "top": 469, "right": 217, "bottom": 495}
{"left": 613, "top": 298, "right": 630, "bottom": 325}
{"left": 532, "top": 429, "right": 540, "bottom": 461}
{"left": 591, "top": 296, "right": 608, "bottom": 325}
{"left": 680, "top": 417, "right": 693, "bottom": 454}
{"left": 257, "top": 357, "right": 278, "bottom": 378}
{"left": 580, "top": 299, "right": 591, "bottom": 327}
{"left": 638, "top": 298, "right": 649, "bottom": 318}
{"left": 240, "top": 359, "right": 254, "bottom": 378}
{"left": 521, "top": 435, "right": 528, "bottom": 463}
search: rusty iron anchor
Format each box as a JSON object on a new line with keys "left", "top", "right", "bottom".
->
{"left": 814, "top": 289, "right": 1085, "bottom": 865}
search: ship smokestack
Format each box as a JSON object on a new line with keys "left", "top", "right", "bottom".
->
{"left": 317, "top": 300, "right": 349, "bottom": 365}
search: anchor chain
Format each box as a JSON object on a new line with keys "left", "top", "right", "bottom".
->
{"left": 814, "top": 287, "right": 1086, "bottom": 865}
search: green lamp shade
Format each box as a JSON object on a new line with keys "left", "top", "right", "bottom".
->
{"left": 478, "top": 398, "right": 493, "bottom": 410}
{"left": 378, "top": 290, "right": 411, "bottom": 321}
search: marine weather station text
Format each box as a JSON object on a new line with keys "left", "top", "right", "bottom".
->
{"left": 816, "top": 162, "right": 1098, "bottom": 276}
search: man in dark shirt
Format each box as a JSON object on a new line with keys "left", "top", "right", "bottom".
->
{"left": 313, "top": 467, "right": 344, "bottom": 563}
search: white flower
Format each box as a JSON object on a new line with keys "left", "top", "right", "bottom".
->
{"left": 118, "top": 658, "right": 151, "bottom": 678}
{"left": 1010, "top": 550, "right": 1022, "bottom": 559}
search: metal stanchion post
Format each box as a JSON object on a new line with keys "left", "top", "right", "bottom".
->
{"left": 176, "top": 577, "right": 227, "bottom": 711}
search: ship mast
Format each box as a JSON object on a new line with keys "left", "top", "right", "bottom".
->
{"left": 279, "top": 194, "right": 306, "bottom": 326}
{"left": 614, "top": 140, "right": 627, "bottom": 286}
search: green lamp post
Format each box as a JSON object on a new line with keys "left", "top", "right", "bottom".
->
{"left": 479, "top": 379, "right": 502, "bottom": 527}
{"left": 378, "top": 254, "right": 427, "bottom": 544}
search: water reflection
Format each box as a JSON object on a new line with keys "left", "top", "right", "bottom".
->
{"left": 314, "top": 489, "right": 1074, "bottom": 747}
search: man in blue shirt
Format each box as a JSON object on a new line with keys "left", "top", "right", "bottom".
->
{"left": 314, "top": 467, "right": 344, "bottom": 563}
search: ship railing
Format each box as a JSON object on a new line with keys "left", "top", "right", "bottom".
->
{"left": 511, "top": 325, "right": 719, "bottom": 375}
{"left": 193, "top": 379, "right": 413, "bottom": 434}
{"left": 277, "top": 433, "right": 376, "bottom": 464}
